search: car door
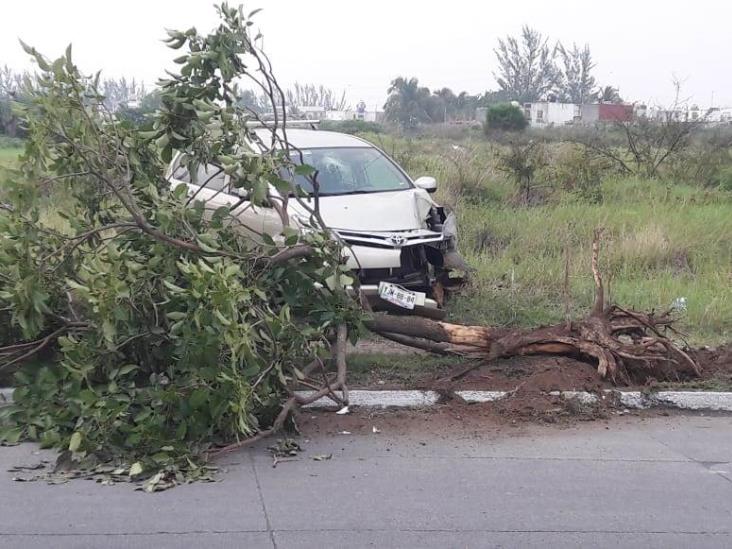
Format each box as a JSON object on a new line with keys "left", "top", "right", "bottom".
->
{"left": 169, "top": 159, "right": 263, "bottom": 240}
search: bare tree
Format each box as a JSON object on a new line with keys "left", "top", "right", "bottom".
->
{"left": 0, "top": 66, "right": 29, "bottom": 136}
{"left": 285, "top": 82, "right": 348, "bottom": 111}
{"left": 558, "top": 43, "right": 596, "bottom": 104}
{"left": 493, "top": 26, "right": 561, "bottom": 103}
{"left": 585, "top": 79, "right": 706, "bottom": 178}
{"left": 100, "top": 77, "right": 147, "bottom": 112}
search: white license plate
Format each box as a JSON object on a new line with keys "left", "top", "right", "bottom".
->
{"left": 378, "top": 282, "right": 424, "bottom": 310}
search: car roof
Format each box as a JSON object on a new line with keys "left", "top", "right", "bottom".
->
{"left": 252, "top": 128, "right": 371, "bottom": 149}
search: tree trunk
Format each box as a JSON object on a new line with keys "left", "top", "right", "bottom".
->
{"left": 365, "top": 231, "right": 699, "bottom": 385}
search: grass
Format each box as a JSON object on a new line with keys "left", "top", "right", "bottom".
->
{"left": 3, "top": 133, "right": 731, "bottom": 345}
{"left": 0, "top": 146, "right": 20, "bottom": 170}
{"left": 364, "top": 134, "right": 732, "bottom": 345}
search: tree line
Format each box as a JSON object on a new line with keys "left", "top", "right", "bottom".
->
{"left": 384, "top": 26, "right": 623, "bottom": 127}
{"left": 1, "top": 25, "right": 624, "bottom": 136}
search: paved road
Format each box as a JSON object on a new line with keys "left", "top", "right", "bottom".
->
{"left": 1, "top": 413, "right": 731, "bottom": 548}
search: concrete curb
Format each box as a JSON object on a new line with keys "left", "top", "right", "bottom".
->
{"left": 4, "top": 387, "right": 732, "bottom": 412}
{"left": 296, "top": 389, "right": 732, "bottom": 412}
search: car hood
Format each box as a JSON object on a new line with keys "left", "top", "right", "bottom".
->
{"left": 290, "top": 188, "right": 436, "bottom": 232}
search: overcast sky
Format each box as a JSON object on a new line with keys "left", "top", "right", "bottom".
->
{"left": 3, "top": 0, "right": 731, "bottom": 109}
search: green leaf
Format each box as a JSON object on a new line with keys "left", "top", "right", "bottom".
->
{"left": 189, "top": 389, "right": 208, "bottom": 409}
{"left": 68, "top": 432, "right": 82, "bottom": 452}
{"left": 294, "top": 164, "right": 316, "bottom": 176}
{"left": 129, "top": 462, "right": 143, "bottom": 477}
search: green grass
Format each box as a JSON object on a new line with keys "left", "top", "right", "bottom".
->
{"left": 3, "top": 134, "right": 732, "bottom": 344}
{"left": 365, "top": 134, "right": 732, "bottom": 345}
{"left": 452, "top": 188, "right": 732, "bottom": 344}
{"left": 0, "top": 146, "right": 20, "bottom": 169}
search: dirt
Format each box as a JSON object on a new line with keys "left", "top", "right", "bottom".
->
{"left": 343, "top": 342, "right": 732, "bottom": 427}
{"left": 295, "top": 401, "right": 714, "bottom": 442}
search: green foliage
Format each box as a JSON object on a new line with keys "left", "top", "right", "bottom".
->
{"left": 715, "top": 166, "right": 732, "bottom": 191}
{"left": 360, "top": 134, "right": 732, "bottom": 344}
{"left": 544, "top": 142, "right": 614, "bottom": 202}
{"left": 496, "top": 139, "right": 546, "bottom": 202}
{"left": 383, "top": 77, "right": 484, "bottom": 127}
{"left": 484, "top": 103, "right": 528, "bottom": 133}
{"left": 320, "top": 119, "right": 383, "bottom": 135}
{"left": 0, "top": 4, "right": 358, "bottom": 488}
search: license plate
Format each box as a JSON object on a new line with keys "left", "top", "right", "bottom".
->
{"left": 378, "top": 282, "right": 424, "bottom": 310}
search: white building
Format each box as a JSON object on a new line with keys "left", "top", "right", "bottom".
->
{"left": 324, "top": 109, "right": 382, "bottom": 123}
{"left": 706, "top": 107, "right": 732, "bottom": 124}
{"left": 524, "top": 102, "right": 580, "bottom": 127}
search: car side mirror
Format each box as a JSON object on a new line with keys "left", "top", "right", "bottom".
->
{"left": 414, "top": 176, "right": 437, "bottom": 193}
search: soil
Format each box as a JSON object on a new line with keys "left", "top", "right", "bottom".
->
{"left": 343, "top": 342, "right": 732, "bottom": 427}
{"left": 295, "top": 401, "right": 721, "bottom": 441}
{"left": 352, "top": 341, "right": 732, "bottom": 393}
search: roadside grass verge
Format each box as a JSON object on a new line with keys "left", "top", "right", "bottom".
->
{"left": 365, "top": 134, "right": 732, "bottom": 345}
{"left": 452, "top": 177, "right": 732, "bottom": 344}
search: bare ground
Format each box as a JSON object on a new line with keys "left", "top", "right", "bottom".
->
{"left": 344, "top": 340, "right": 732, "bottom": 426}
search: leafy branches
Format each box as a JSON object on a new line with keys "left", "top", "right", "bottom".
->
{"left": 0, "top": 3, "right": 359, "bottom": 488}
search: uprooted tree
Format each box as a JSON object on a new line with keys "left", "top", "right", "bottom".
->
{"left": 0, "top": 4, "right": 699, "bottom": 489}
{"left": 366, "top": 230, "right": 700, "bottom": 385}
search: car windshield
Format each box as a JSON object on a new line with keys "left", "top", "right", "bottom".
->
{"left": 283, "top": 147, "right": 412, "bottom": 196}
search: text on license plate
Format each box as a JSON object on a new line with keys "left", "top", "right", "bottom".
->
{"left": 378, "top": 282, "right": 425, "bottom": 310}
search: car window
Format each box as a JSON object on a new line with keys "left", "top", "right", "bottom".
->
{"left": 284, "top": 147, "right": 411, "bottom": 195}
{"left": 172, "top": 162, "right": 228, "bottom": 192}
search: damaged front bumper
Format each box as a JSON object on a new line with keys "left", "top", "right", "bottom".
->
{"left": 334, "top": 215, "right": 469, "bottom": 314}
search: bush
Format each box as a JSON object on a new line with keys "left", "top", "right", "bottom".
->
{"left": 496, "top": 139, "right": 547, "bottom": 203}
{"left": 543, "top": 142, "right": 613, "bottom": 202}
{"left": 484, "top": 103, "right": 527, "bottom": 133}
{"left": 714, "top": 166, "right": 732, "bottom": 191}
{"left": 0, "top": 136, "right": 24, "bottom": 149}
{"left": 320, "top": 119, "right": 383, "bottom": 135}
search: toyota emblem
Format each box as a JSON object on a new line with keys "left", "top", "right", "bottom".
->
{"left": 388, "top": 235, "right": 407, "bottom": 247}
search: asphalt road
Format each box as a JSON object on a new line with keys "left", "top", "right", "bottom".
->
{"left": 1, "top": 413, "right": 731, "bottom": 548}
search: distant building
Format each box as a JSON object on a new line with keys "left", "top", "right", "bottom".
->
{"left": 581, "top": 103, "right": 634, "bottom": 124}
{"left": 524, "top": 102, "right": 579, "bottom": 127}
{"left": 520, "top": 101, "right": 633, "bottom": 127}
{"left": 706, "top": 107, "right": 732, "bottom": 124}
{"left": 324, "top": 109, "right": 383, "bottom": 123}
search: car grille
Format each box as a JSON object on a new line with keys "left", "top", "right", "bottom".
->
{"left": 335, "top": 229, "right": 444, "bottom": 249}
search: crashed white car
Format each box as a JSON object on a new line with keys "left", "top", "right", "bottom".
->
{"left": 168, "top": 128, "right": 467, "bottom": 316}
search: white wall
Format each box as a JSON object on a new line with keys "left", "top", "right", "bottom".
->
{"left": 528, "top": 102, "right": 579, "bottom": 127}
{"left": 324, "top": 110, "right": 380, "bottom": 122}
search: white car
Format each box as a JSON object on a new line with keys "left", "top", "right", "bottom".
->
{"left": 167, "top": 127, "right": 467, "bottom": 317}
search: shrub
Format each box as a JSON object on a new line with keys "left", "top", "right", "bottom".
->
{"left": 484, "top": 103, "right": 527, "bottom": 133}
{"left": 544, "top": 142, "right": 613, "bottom": 202}
{"left": 496, "top": 139, "right": 547, "bottom": 203}
{"left": 714, "top": 166, "right": 732, "bottom": 191}
{"left": 320, "top": 119, "right": 383, "bottom": 135}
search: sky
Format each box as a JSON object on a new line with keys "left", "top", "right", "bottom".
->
{"left": 3, "top": 0, "right": 731, "bottom": 110}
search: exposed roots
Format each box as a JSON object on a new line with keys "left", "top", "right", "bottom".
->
{"left": 365, "top": 231, "right": 700, "bottom": 385}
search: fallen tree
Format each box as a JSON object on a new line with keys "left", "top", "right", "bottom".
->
{"left": 365, "top": 231, "right": 700, "bottom": 385}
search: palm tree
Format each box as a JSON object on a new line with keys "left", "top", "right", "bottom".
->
{"left": 384, "top": 77, "right": 431, "bottom": 127}
{"left": 597, "top": 85, "right": 623, "bottom": 104}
